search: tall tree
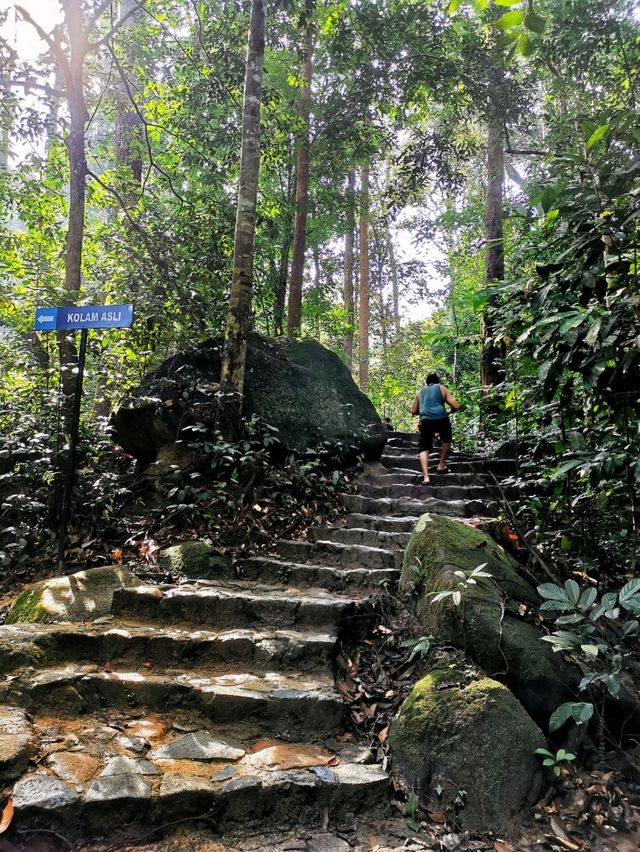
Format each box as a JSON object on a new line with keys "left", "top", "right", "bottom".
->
{"left": 343, "top": 168, "right": 356, "bottom": 367}
{"left": 480, "top": 110, "right": 506, "bottom": 388}
{"left": 16, "top": 0, "right": 140, "bottom": 421}
{"left": 386, "top": 223, "right": 400, "bottom": 338}
{"left": 358, "top": 161, "right": 370, "bottom": 387}
{"left": 218, "top": 0, "right": 267, "bottom": 439}
{"left": 286, "top": 0, "right": 315, "bottom": 336}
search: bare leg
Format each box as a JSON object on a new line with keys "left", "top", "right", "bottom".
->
{"left": 437, "top": 443, "right": 450, "bottom": 472}
{"left": 419, "top": 451, "right": 430, "bottom": 483}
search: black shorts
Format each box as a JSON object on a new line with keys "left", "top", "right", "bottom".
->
{"left": 419, "top": 418, "right": 452, "bottom": 452}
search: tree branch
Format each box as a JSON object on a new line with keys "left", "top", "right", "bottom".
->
{"left": 15, "top": 5, "right": 69, "bottom": 72}
{"left": 87, "top": 1, "right": 144, "bottom": 53}
{"left": 86, "top": 167, "right": 170, "bottom": 282}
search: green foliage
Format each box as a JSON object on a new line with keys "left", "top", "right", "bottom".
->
{"left": 430, "top": 564, "right": 492, "bottom": 607}
{"left": 537, "top": 578, "right": 640, "bottom": 728}
{"left": 534, "top": 747, "right": 576, "bottom": 776}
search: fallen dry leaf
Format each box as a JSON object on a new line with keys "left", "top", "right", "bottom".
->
{"left": 377, "top": 725, "right": 389, "bottom": 744}
{"left": 494, "top": 842, "right": 516, "bottom": 852}
{"left": 427, "top": 809, "right": 447, "bottom": 824}
{"left": 142, "top": 661, "right": 153, "bottom": 669}
{"left": 326, "top": 755, "right": 340, "bottom": 766}
{"left": 0, "top": 798, "right": 13, "bottom": 834}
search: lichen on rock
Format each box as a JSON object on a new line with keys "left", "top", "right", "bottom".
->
{"left": 390, "top": 670, "right": 545, "bottom": 832}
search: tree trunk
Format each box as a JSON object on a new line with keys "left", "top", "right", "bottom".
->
{"left": 115, "top": 0, "right": 143, "bottom": 191}
{"left": 358, "top": 162, "right": 370, "bottom": 388}
{"left": 481, "top": 116, "right": 506, "bottom": 388}
{"left": 386, "top": 223, "right": 400, "bottom": 337}
{"left": 57, "top": 4, "right": 89, "bottom": 419}
{"left": 218, "top": 0, "right": 266, "bottom": 440}
{"left": 343, "top": 170, "right": 355, "bottom": 368}
{"left": 286, "top": 2, "right": 314, "bottom": 336}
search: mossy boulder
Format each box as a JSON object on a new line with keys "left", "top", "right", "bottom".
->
{"left": 390, "top": 669, "right": 545, "bottom": 833}
{"left": 160, "top": 542, "right": 233, "bottom": 581}
{"left": 399, "top": 514, "right": 580, "bottom": 727}
{"left": 111, "top": 333, "right": 385, "bottom": 465}
{"left": 7, "top": 566, "right": 142, "bottom": 624}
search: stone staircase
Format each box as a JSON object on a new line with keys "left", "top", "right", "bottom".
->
{"left": 0, "top": 431, "right": 512, "bottom": 845}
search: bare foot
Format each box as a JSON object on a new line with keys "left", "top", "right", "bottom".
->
{"left": 422, "top": 477, "right": 430, "bottom": 485}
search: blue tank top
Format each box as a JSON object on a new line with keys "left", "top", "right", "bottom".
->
{"left": 419, "top": 384, "right": 447, "bottom": 420}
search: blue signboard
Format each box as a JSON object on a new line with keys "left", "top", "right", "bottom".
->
{"left": 35, "top": 307, "right": 58, "bottom": 330}
{"left": 35, "top": 304, "right": 134, "bottom": 331}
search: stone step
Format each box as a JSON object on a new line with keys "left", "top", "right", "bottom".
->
{"left": 345, "top": 514, "right": 419, "bottom": 533}
{"left": 0, "top": 621, "right": 336, "bottom": 677}
{"left": 0, "top": 666, "right": 345, "bottom": 738}
{"left": 112, "top": 582, "right": 362, "bottom": 631}
{"left": 308, "top": 526, "right": 411, "bottom": 550}
{"left": 340, "top": 493, "right": 498, "bottom": 519}
{"left": 361, "top": 483, "right": 492, "bottom": 501}
{"left": 381, "top": 454, "right": 515, "bottom": 476}
{"left": 236, "top": 557, "right": 399, "bottom": 593}
{"left": 275, "top": 539, "right": 402, "bottom": 570}
{"left": 367, "top": 469, "right": 485, "bottom": 487}
{"left": 10, "top": 713, "right": 388, "bottom": 839}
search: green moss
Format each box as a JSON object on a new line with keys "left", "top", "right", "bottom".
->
{"left": 398, "top": 513, "right": 580, "bottom": 724}
{"left": 6, "top": 589, "right": 48, "bottom": 624}
{"left": 390, "top": 672, "right": 545, "bottom": 832}
{"left": 401, "top": 513, "right": 533, "bottom": 603}
{"left": 161, "top": 542, "right": 233, "bottom": 580}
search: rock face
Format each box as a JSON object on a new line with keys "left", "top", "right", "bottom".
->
{"left": 110, "top": 334, "right": 385, "bottom": 464}
{"left": 399, "top": 513, "right": 581, "bottom": 727}
{"left": 0, "top": 707, "right": 34, "bottom": 784}
{"left": 7, "top": 566, "right": 143, "bottom": 624}
{"left": 390, "top": 670, "right": 545, "bottom": 833}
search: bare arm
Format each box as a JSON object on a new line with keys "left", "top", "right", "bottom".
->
{"left": 441, "top": 385, "right": 461, "bottom": 411}
{"left": 411, "top": 393, "right": 420, "bottom": 416}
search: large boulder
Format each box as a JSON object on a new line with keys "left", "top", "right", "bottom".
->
{"left": 399, "top": 513, "right": 581, "bottom": 728}
{"left": 6, "top": 566, "right": 142, "bottom": 624}
{"left": 110, "top": 334, "right": 385, "bottom": 464}
{"left": 390, "top": 669, "right": 545, "bottom": 833}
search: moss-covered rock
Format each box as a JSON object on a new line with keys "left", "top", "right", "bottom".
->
{"left": 399, "top": 514, "right": 580, "bottom": 727}
{"left": 160, "top": 542, "right": 233, "bottom": 581}
{"left": 7, "top": 566, "right": 141, "bottom": 624}
{"left": 390, "top": 670, "right": 545, "bottom": 833}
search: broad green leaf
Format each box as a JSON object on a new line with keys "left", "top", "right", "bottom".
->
{"left": 578, "top": 588, "right": 597, "bottom": 610}
{"left": 564, "top": 579, "right": 580, "bottom": 605}
{"left": 538, "top": 582, "right": 568, "bottom": 601}
{"left": 495, "top": 9, "right": 525, "bottom": 29}
{"left": 560, "top": 535, "right": 571, "bottom": 553}
{"left": 619, "top": 578, "right": 640, "bottom": 607}
{"left": 587, "top": 124, "right": 609, "bottom": 149}
{"left": 555, "top": 613, "right": 585, "bottom": 625}
{"left": 549, "top": 703, "right": 573, "bottom": 732}
{"left": 524, "top": 11, "right": 546, "bottom": 33}
{"left": 495, "top": 0, "right": 522, "bottom": 5}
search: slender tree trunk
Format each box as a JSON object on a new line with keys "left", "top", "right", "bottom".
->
{"left": 57, "top": 4, "right": 89, "bottom": 419}
{"left": 343, "top": 170, "right": 355, "bottom": 368}
{"left": 115, "top": 0, "right": 143, "bottom": 192}
{"left": 286, "top": 2, "right": 314, "bottom": 336}
{"left": 218, "top": 0, "right": 266, "bottom": 440}
{"left": 358, "top": 162, "right": 370, "bottom": 388}
{"left": 386, "top": 224, "right": 400, "bottom": 337}
{"left": 481, "top": 115, "right": 506, "bottom": 388}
